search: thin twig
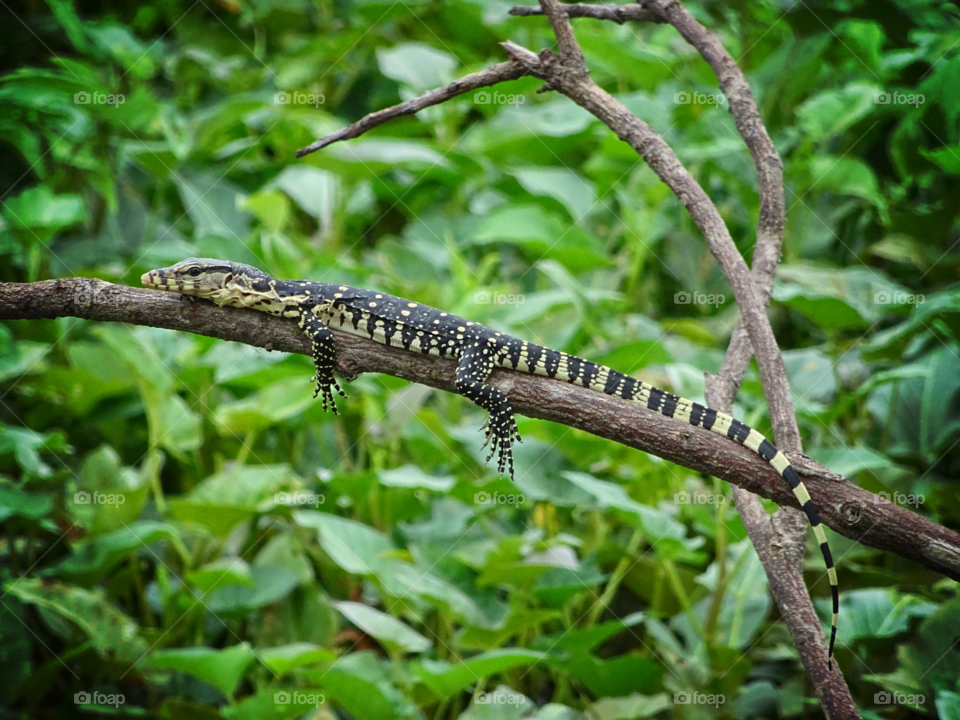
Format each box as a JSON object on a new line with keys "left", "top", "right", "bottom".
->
{"left": 296, "top": 62, "right": 529, "bottom": 158}
{"left": 537, "top": 0, "right": 587, "bottom": 67}
{"left": 509, "top": 2, "right": 660, "bottom": 24}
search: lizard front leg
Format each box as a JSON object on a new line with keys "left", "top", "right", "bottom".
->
{"left": 299, "top": 311, "right": 347, "bottom": 414}
{"left": 455, "top": 338, "right": 521, "bottom": 479}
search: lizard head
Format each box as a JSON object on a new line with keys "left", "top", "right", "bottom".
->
{"left": 141, "top": 258, "right": 279, "bottom": 308}
{"left": 141, "top": 258, "right": 238, "bottom": 299}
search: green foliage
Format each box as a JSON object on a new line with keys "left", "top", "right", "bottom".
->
{"left": 2, "top": 0, "right": 960, "bottom": 717}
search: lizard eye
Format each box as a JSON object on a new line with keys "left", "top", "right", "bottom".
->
{"left": 187, "top": 267, "right": 203, "bottom": 277}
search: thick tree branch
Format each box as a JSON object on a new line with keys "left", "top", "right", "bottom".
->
{"left": 296, "top": 62, "right": 528, "bottom": 158}
{"left": 597, "top": 2, "right": 852, "bottom": 708}
{"left": 3, "top": 279, "right": 959, "bottom": 587}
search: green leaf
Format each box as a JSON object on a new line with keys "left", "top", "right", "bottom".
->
{"left": 173, "top": 170, "right": 251, "bottom": 240}
{"left": 48, "top": 520, "right": 180, "bottom": 582}
{"left": 157, "top": 393, "right": 203, "bottom": 454}
{"left": 0, "top": 424, "right": 68, "bottom": 478}
{"left": 378, "top": 465, "right": 455, "bottom": 491}
{"left": 143, "top": 643, "right": 256, "bottom": 698}
{"left": 333, "top": 601, "right": 431, "bottom": 653}
{"left": 593, "top": 341, "right": 671, "bottom": 375}
{"left": 87, "top": 22, "right": 157, "bottom": 77}
{"left": 298, "top": 652, "right": 406, "bottom": 719}
{"left": 45, "top": 0, "right": 91, "bottom": 52}
{"left": 206, "top": 565, "right": 300, "bottom": 614}
{"left": 468, "top": 98, "right": 594, "bottom": 145}
{"left": 921, "top": 145, "right": 960, "bottom": 175}
{"left": 890, "top": 596, "right": 960, "bottom": 697}
{"left": 828, "top": 589, "right": 936, "bottom": 643}
{"left": 294, "top": 511, "right": 395, "bottom": 576}
{"left": 783, "top": 348, "right": 836, "bottom": 407}
{"left": 377, "top": 43, "right": 457, "bottom": 92}
{"left": 414, "top": 649, "right": 546, "bottom": 699}
{"left": 561, "top": 472, "right": 684, "bottom": 540}
{"left": 259, "top": 643, "right": 336, "bottom": 675}
{"left": 810, "top": 155, "right": 888, "bottom": 221}
{"left": 795, "top": 82, "right": 879, "bottom": 140}
{"left": 509, "top": 167, "right": 597, "bottom": 221}
{"left": 241, "top": 189, "right": 290, "bottom": 231}
{"left": 773, "top": 265, "right": 906, "bottom": 331}
{"left": 214, "top": 378, "right": 317, "bottom": 435}
{"left": 1, "top": 185, "right": 86, "bottom": 231}
{"left": 586, "top": 693, "right": 672, "bottom": 719}
{"left": 221, "top": 687, "right": 328, "bottom": 720}
{"left": 532, "top": 613, "right": 644, "bottom": 656}
{"left": 692, "top": 541, "right": 771, "bottom": 650}
{"left": 271, "top": 166, "right": 339, "bottom": 227}
{"left": 936, "top": 691, "right": 960, "bottom": 720}
{"left": 0, "top": 481, "right": 53, "bottom": 522}
{"left": 0, "top": 332, "right": 50, "bottom": 383}
{"left": 169, "top": 465, "right": 300, "bottom": 536}
{"left": 463, "top": 685, "right": 533, "bottom": 719}
{"left": 329, "top": 139, "right": 449, "bottom": 167}
{"left": 186, "top": 558, "right": 254, "bottom": 593}
{"left": 807, "top": 444, "right": 911, "bottom": 484}
{"left": 461, "top": 609, "right": 561, "bottom": 651}
{"left": 5, "top": 578, "right": 146, "bottom": 662}
{"left": 70, "top": 445, "right": 151, "bottom": 533}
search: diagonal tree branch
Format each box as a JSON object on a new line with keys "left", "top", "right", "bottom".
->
{"left": 516, "top": 2, "right": 854, "bottom": 710}
{"left": 2, "top": 278, "right": 959, "bottom": 585}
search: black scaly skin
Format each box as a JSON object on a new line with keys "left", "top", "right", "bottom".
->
{"left": 141, "top": 258, "right": 840, "bottom": 667}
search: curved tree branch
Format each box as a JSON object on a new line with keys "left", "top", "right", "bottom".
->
{"left": 508, "top": 4, "right": 858, "bottom": 710}
{"left": 2, "top": 278, "right": 959, "bottom": 587}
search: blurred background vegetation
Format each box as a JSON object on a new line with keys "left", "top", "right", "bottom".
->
{"left": 2, "top": 0, "right": 960, "bottom": 717}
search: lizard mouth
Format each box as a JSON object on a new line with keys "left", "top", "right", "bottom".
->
{"left": 141, "top": 271, "right": 164, "bottom": 289}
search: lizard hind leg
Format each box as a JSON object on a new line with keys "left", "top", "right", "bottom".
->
{"left": 456, "top": 340, "right": 521, "bottom": 480}
{"left": 300, "top": 313, "right": 347, "bottom": 414}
